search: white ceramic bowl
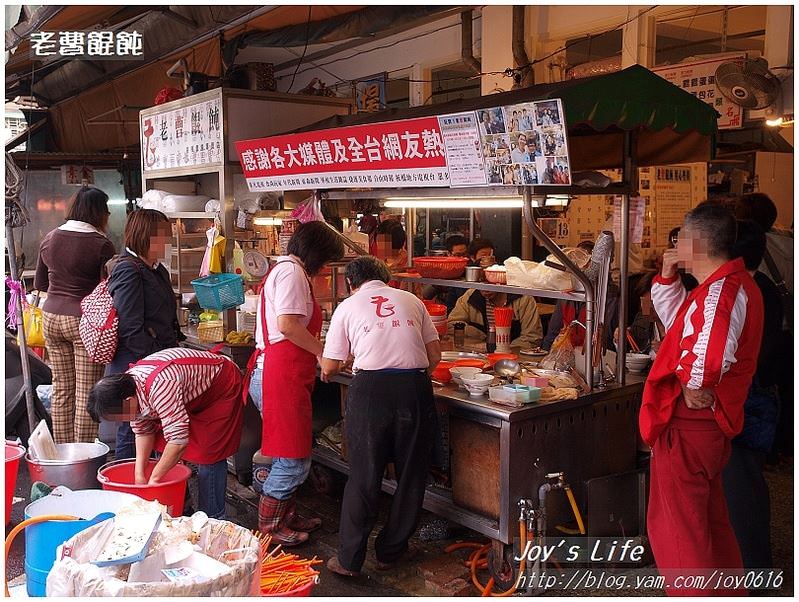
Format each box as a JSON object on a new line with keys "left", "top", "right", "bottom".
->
{"left": 462, "top": 373, "right": 494, "bottom": 397}
{"left": 462, "top": 373, "right": 494, "bottom": 386}
{"left": 450, "top": 367, "right": 482, "bottom": 386}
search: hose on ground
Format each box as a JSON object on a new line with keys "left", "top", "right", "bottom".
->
{"left": 4, "top": 514, "right": 78, "bottom": 596}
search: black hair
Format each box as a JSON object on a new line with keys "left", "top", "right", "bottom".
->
{"left": 634, "top": 271, "right": 659, "bottom": 297}
{"left": 684, "top": 201, "right": 737, "bottom": 260}
{"left": 87, "top": 373, "right": 137, "bottom": 423}
{"left": 376, "top": 219, "right": 406, "bottom": 250}
{"left": 468, "top": 238, "right": 495, "bottom": 257}
{"left": 65, "top": 186, "right": 110, "bottom": 229}
{"left": 733, "top": 193, "right": 778, "bottom": 232}
{"left": 286, "top": 220, "right": 345, "bottom": 276}
{"left": 445, "top": 234, "right": 468, "bottom": 252}
{"left": 731, "top": 219, "right": 767, "bottom": 271}
{"left": 345, "top": 255, "right": 392, "bottom": 289}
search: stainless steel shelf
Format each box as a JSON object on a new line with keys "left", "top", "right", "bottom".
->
{"left": 392, "top": 275, "right": 586, "bottom": 301}
{"left": 166, "top": 212, "right": 217, "bottom": 219}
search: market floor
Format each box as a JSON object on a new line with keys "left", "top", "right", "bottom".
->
{"left": 6, "top": 457, "right": 794, "bottom": 597}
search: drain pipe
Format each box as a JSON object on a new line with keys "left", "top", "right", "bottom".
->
{"left": 512, "top": 6, "right": 533, "bottom": 88}
{"left": 461, "top": 10, "right": 480, "bottom": 75}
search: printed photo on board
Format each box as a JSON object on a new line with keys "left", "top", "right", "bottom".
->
{"left": 510, "top": 132, "right": 536, "bottom": 164}
{"left": 478, "top": 108, "right": 506, "bottom": 135}
{"left": 534, "top": 100, "right": 561, "bottom": 127}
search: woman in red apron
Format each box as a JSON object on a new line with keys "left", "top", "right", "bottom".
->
{"left": 250, "top": 221, "right": 343, "bottom": 546}
{"left": 87, "top": 348, "right": 244, "bottom": 519}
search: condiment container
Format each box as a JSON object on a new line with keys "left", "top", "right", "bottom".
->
{"left": 464, "top": 266, "right": 483, "bottom": 282}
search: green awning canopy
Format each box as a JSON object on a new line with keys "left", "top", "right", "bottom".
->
{"left": 293, "top": 65, "right": 720, "bottom": 170}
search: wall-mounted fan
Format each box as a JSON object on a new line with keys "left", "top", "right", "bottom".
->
{"left": 714, "top": 58, "right": 782, "bottom": 110}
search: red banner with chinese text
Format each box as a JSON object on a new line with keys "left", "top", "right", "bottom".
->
{"left": 235, "top": 116, "right": 450, "bottom": 191}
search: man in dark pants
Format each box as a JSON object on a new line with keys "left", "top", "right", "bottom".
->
{"left": 321, "top": 256, "right": 441, "bottom": 577}
{"left": 722, "top": 220, "right": 782, "bottom": 572}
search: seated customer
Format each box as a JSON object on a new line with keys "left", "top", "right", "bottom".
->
{"left": 448, "top": 288, "right": 543, "bottom": 348}
{"left": 445, "top": 234, "right": 468, "bottom": 258}
{"left": 538, "top": 286, "right": 619, "bottom": 353}
{"left": 468, "top": 238, "right": 495, "bottom": 266}
{"left": 619, "top": 272, "right": 665, "bottom": 357}
{"left": 442, "top": 238, "right": 497, "bottom": 313}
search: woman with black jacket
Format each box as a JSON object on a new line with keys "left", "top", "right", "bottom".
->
{"left": 106, "top": 209, "right": 183, "bottom": 459}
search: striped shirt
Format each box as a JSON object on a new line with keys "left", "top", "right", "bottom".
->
{"left": 129, "top": 348, "right": 227, "bottom": 445}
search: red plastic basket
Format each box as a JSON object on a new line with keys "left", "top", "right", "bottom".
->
{"left": 413, "top": 257, "right": 468, "bottom": 279}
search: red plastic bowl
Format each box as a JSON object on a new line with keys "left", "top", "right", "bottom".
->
{"left": 487, "top": 353, "right": 518, "bottom": 367}
{"left": 431, "top": 361, "right": 455, "bottom": 383}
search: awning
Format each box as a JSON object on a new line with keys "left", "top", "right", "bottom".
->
{"left": 291, "top": 65, "right": 721, "bottom": 170}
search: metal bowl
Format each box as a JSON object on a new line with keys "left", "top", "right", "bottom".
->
{"left": 26, "top": 441, "right": 110, "bottom": 490}
{"left": 464, "top": 266, "right": 483, "bottom": 282}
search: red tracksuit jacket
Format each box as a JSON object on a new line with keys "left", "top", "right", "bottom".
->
{"left": 639, "top": 258, "right": 764, "bottom": 447}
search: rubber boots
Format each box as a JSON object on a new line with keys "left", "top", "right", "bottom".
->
{"left": 285, "top": 495, "right": 322, "bottom": 533}
{"left": 258, "top": 494, "right": 309, "bottom": 546}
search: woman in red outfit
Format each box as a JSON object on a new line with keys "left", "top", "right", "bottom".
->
{"left": 253, "top": 221, "right": 344, "bottom": 546}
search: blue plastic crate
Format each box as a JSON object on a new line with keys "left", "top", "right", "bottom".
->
{"left": 191, "top": 273, "right": 245, "bottom": 311}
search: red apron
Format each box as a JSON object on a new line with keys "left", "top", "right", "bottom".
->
{"left": 136, "top": 355, "right": 244, "bottom": 464}
{"left": 259, "top": 261, "right": 322, "bottom": 459}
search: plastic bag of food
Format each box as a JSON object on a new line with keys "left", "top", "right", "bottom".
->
{"left": 504, "top": 257, "right": 572, "bottom": 291}
{"left": 541, "top": 322, "right": 577, "bottom": 371}
{"left": 46, "top": 513, "right": 260, "bottom": 597}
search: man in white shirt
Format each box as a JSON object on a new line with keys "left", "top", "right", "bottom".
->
{"left": 510, "top": 133, "right": 531, "bottom": 164}
{"left": 321, "top": 256, "right": 441, "bottom": 577}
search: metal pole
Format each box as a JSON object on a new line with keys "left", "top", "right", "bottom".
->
{"left": 6, "top": 225, "right": 38, "bottom": 434}
{"left": 426, "top": 208, "right": 431, "bottom": 254}
{"left": 522, "top": 189, "right": 594, "bottom": 390}
{"left": 616, "top": 131, "right": 637, "bottom": 384}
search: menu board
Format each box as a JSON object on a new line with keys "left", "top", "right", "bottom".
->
{"left": 654, "top": 166, "right": 695, "bottom": 245}
{"left": 477, "top": 99, "right": 572, "bottom": 186}
{"left": 437, "top": 112, "right": 489, "bottom": 187}
{"left": 141, "top": 96, "right": 223, "bottom": 172}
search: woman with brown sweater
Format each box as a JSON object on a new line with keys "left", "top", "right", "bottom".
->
{"left": 34, "top": 187, "right": 116, "bottom": 444}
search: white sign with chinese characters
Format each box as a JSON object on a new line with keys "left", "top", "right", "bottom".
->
{"left": 140, "top": 96, "right": 223, "bottom": 173}
{"left": 437, "top": 112, "right": 488, "bottom": 187}
{"left": 652, "top": 55, "right": 745, "bottom": 130}
{"left": 30, "top": 30, "right": 144, "bottom": 59}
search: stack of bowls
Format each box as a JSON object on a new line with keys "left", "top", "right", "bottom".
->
{"left": 425, "top": 303, "right": 448, "bottom": 337}
{"left": 462, "top": 373, "right": 494, "bottom": 397}
{"left": 625, "top": 353, "right": 651, "bottom": 374}
{"left": 450, "top": 366, "right": 482, "bottom": 388}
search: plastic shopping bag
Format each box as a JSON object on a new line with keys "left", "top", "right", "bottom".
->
{"left": 21, "top": 304, "right": 45, "bottom": 347}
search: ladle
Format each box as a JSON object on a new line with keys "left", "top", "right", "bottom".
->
{"left": 494, "top": 359, "right": 521, "bottom": 384}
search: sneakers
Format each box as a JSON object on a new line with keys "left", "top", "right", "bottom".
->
{"left": 258, "top": 494, "right": 309, "bottom": 547}
{"left": 286, "top": 496, "right": 322, "bottom": 533}
{"left": 326, "top": 555, "right": 360, "bottom": 578}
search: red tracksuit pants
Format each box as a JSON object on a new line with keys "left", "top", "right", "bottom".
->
{"left": 648, "top": 415, "right": 746, "bottom": 597}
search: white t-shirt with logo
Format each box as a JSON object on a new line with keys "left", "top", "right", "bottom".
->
{"left": 323, "top": 280, "right": 439, "bottom": 372}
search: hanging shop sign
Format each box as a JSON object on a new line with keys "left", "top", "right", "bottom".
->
{"left": 236, "top": 99, "right": 572, "bottom": 191}
{"left": 236, "top": 116, "right": 450, "bottom": 191}
{"left": 140, "top": 95, "right": 223, "bottom": 172}
{"left": 652, "top": 55, "right": 745, "bottom": 130}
